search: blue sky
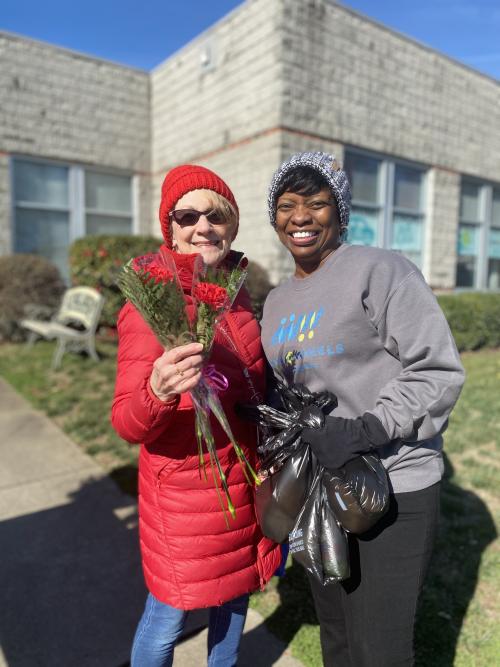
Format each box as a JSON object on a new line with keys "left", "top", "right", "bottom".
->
{"left": 1, "top": 0, "right": 499, "bottom": 79}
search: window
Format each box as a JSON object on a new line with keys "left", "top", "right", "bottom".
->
{"left": 344, "top": 153, "right": 381, "bottom": 247}
{"left": 13, "top": 161, "right": 71, "bottom": 281}
{"left": 456, "top": 182, "right": 482, "bottom": 288}
{"left": 85, "top": 171, "right": 133, "bottom": 236}
{"left": 344, "top": 151, "right": 426, "bottom": 267}
{"left": 456, "top": 179, "right": 500, "bottom": 290}
{"left": 391, "top": 165, "right": 425, "bottom": 267}
{"left": 12, "top": 159, "right": 134, "bottom": 282}
{"left": 488, "top": 189, "right": 500, "bottom": 289}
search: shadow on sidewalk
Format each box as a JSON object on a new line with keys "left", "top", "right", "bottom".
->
{"left": 0, "top": 474, "right": 145, "bottom": 667}
{"left": 250, "top": 559, "right": 317, "bottom": 662}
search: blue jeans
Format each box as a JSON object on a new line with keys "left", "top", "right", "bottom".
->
{"left": 131, "top": 592, "right": 249, "bottom": 667}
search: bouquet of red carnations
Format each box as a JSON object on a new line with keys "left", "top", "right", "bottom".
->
{"left": 117, "top": 249, "right": 259, "bottom": 525}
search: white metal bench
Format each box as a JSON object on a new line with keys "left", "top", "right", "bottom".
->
{"left": 20, "top": 286, "right": 105, "bottom": 369}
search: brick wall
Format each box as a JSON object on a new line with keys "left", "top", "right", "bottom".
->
{"left": 151, "top": 0, "right": 287, "bottom": 280}
{"left": 151, "top": 0, "right": 500, "bottom": 286}
{"left": 424, "top": 168, "right": 461, "bottom": 288}
{"left": 151, "top": 0, "right": 283, "bottom": 174}
{"left": 280, "top": 0, "right": 500, "bottom": 181}
{"left": 0, "top": 31, "right": 152, "bottom": 247}
{"left": 0, "top": 155, "right": 11, "bottom": 255}
{"left": 0, "top": 32, "right": 150, "bottom": 167}
{"left": 3, "top": 0, "right": 499, "bottom": 288}
{"left": 275, "top": 0, "right": 499, "bottom": 287}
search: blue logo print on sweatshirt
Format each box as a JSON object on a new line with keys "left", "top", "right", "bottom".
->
{"left": 270, "top": 307, "right": 345, "bottom": 369}
{"left": 271, "top": 309, "right": 324, "bottom": 344}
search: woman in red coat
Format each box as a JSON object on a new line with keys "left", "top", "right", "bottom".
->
{"left": 111, "top": 165, "right": 280, "bottom": 667}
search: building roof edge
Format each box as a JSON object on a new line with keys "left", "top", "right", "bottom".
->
{"left": 0, "top": 29, "right": 149, "bottom": 75}
{"left": 151, "top": 0, "right": 247, "bottom": 74}
{"left": 334, "top": 1, "right": 499, "bottom": 87}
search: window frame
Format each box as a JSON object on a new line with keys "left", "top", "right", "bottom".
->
{"left": 457, "top": 177, "right": 500, "bottom": 291}
{"left": 344, "top": 147, "right": 428, "bottom": 268}
{"left": 10, "top": 155, "right": 137, "bottom": 251}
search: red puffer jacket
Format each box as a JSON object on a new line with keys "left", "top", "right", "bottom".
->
{"left": 111, "top": 247, "right": 280, "bottom": 609}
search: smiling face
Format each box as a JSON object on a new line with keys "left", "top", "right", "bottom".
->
{"left": 275, "top": 187, "right": 342, "bottom": 277}
{"left": 171, "top": 189, "right": 238, "bottom": 266}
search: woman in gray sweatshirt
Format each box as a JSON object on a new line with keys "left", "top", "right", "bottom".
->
{"left": 261, "top": 151, "right": 465, "bottom": 667}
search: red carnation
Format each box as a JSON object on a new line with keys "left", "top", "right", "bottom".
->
{"left": 193, "top": 282, "right": 228, "bottom": 310}
{"left": 132, "top": 256, "right": 175, "bottom": 284}
{"left": 132, "top": 254, "right": 156, "bottom": 272}
{"left": 146, "top": 263, "right": 175, "bottom": 284}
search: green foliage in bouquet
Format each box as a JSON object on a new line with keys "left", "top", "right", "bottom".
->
{"left": 69, "top": 235, "right": 161, "bottom": 328}
{"left": 116, "top": 251, "right": 259, "bottom": 525}
{"left": 192, "top": 262, "right": 247, "bottom": 353}
{"left": 116, "top": 256, "right": 192, "bottom": 349}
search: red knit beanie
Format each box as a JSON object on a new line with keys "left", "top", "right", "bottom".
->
{"left": 158, "top": 164, "right": 239, "bottom": 248}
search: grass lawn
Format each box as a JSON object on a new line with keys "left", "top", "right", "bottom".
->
{"left": 0, "top": 339, "right": 140, "bottom": 493}
{"left": 0, "top": 341, "right": 498, "bottom": 666}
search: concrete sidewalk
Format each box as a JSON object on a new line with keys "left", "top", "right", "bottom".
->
{"left": 0, "top": 378, "right": 303, "bottom": 667}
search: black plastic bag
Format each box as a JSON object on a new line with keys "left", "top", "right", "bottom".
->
{"left": 238, "top": 355, "right": 389, "bottom": 546}
{"left": 289, "top": 467, "right": 350, "bottom": 585}
{"left": 236, "top": 361, "right": 337, "bottom": 474}
{"left": 320, "top": 483, "right": 350, "bottom": 582}
{"left": 322, "top": 453, "right": 390, "bottom": 534}
{"left": 255, "top": 442, "right": 312, "bottom": 543}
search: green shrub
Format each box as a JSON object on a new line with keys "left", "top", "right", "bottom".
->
{"left": 0, "top": 254, "right": 65, "bottom": 341}
{"left": 69, "top": 235, "right": 161, "bottom": 328}
{"left": 246, "top": 260, "right": 274, "bottom": 320}
{"left": 437, "top": 292, "right": 500, "bottom": 351}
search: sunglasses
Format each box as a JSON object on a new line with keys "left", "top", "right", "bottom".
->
{"left": 169, "top": 208, "right": 224, "bottom": 226}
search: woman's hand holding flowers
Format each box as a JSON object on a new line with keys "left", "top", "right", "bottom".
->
{"left": 150, "top": 342, "right": 204, "bottom": 402}
{"left": 118, "top": 250, "right": 257, "bottom": 521}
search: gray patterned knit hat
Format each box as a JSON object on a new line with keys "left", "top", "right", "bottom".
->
{"left": 267, "top": 151, "right": 351, "bottom": 232}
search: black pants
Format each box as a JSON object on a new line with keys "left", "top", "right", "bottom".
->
{"left": 307, "top": 482, "right": 440, "bottom": 667}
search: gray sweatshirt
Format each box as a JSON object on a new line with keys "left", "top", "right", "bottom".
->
{"left": 261, "top": 244, "right": 465, "bottom": 493}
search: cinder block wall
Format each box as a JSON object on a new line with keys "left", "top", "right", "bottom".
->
{"left": 0, "top": 154, "right": 11, "bottom": 256}
{"left": 281, "top": 0, "right": 500, "bottom": 178}
{"left": 152, "top": 0, "right": 500, "bottom": 286}
{"left": 0, "top": 31, "right": 152, "bottom": 254}
{"left": 424, "top": 169, "right": 461, "bottom": 289}
{"left": 3, "top": 1, "right": 499, "bottom": 287}
{"left": 151, "top": 0, "right": 286, "bottom": 281}
{"left": 277, "top": 0, "right": 500, "bottom": 286}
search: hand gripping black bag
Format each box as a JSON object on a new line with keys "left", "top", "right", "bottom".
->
{"left": 322, "top": 453, "right": 390, "bottom": 534}
{"left": 288, "top": 467, "right": 350, "bottom": 585}
{"left": 255, "top": 442, "right": 313, "bottom": 543}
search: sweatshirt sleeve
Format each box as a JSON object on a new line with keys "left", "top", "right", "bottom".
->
{"left": 366, "top": 271, "right": 465, "bottom": 442}
{"left": 111, "top": 304, "right": 180, "bottom": 444}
